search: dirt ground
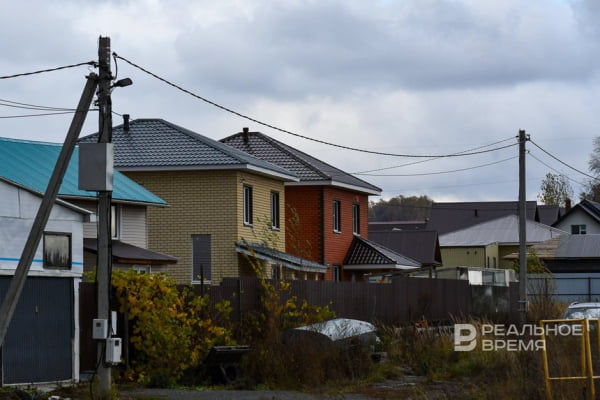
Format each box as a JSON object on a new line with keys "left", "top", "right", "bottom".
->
{"left": 120, "top": 376, "right": 471, "bottom": 400}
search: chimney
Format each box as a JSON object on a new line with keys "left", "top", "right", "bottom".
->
{"left": 565, "top": 197, "right": 572, "bottom": 212}
{"left": 242, "top": 127, "right": 249, "bottom": 144}
{"left": 123, "top": 114, "right": 130, "bottom": 132}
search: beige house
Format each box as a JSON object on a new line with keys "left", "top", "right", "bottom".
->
{"left": 80, "top": 118, "right": 326, "bottom": 284}
{"left": 439, "top": 215, "right": 567, "bottom": 269}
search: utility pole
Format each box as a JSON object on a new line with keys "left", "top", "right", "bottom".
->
{"left": 96, "top": 35, "right": 114, "bottom": 400}
{"left": 0, "top": 75, "right": 98, "bottom": 348}
{"left": 518, "top": 129, "right": 529, "bottom": 325}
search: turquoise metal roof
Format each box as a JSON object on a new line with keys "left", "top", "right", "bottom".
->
{"left": 0, "top": 137, "right": 166, "bottom": 205}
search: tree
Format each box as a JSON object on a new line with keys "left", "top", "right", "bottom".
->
{"left": 538, "top": 173, "right": 573, "bottom": 207}
{"left": 580, "top": 137, "right": 600, "bottom": 201}
{"left": 368, "top": 195, "right": 433, "bottom": 221}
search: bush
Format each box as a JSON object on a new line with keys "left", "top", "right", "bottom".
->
{"left": 111, "top": 270, "right": 234, "bottom": 386}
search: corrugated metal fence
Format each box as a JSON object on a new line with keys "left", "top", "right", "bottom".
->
{"left": 80, "top": 277, "right": 519, "bottom": 371}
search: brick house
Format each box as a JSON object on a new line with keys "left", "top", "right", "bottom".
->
{"left": 221, "top": 128, "right": 399, "bottom": 281}
{"left": 80, "top": 118, "right": 326, "bottom": 284}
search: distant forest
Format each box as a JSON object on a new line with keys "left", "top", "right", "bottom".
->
{"left": 368, "top": 195, "right": 433, "bottom": 221}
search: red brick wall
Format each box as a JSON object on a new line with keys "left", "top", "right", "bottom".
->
{"left": 285, "top": 186, "right": 323, "bottom": 263}
{"left": 285, "top": 185, "right": 370, "bottom": 281}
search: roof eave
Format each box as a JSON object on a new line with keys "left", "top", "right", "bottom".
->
{"left": 343, "top": 264, "right": 419, "bottom": 270}
{"left": 286, "top": 180, "right": 381, "bottom": 195}
{"left": 116, "top": 164, "right": 298, "bottom": 182}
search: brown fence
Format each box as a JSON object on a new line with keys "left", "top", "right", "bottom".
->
{"left": 79, "top": 277, "right": 519, "bottom": 371}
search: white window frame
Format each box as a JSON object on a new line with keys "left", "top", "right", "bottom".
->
{"left": 271, "top": 191, "right": 280, "bottom": 230}
{"left": 571, "top": 224, "right": 587, "bottom": 234}
{"left": 243, "top": 185, "right": 253, "bottom": 226}
{"left": 352, "top": 204, "right": 360, "bottom": 235}
{"left": 111, "top": 204, "right": 120, "bottom": 239}
{"left": 333, "top": 200, "right": 341, "bottom": 233}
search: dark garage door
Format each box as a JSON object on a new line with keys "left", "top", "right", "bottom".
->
{"left": 0, "top": 277, "right": 73, "bottom": 384}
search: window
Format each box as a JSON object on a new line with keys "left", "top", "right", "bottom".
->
{"left": 352, "top": 204, "right": 360, "bottom": 235}
{"left": 243, "top": 185, "right": 253, "bottom": 226}
{"left": 271, "top": 191, "right": 280, "bottom": 230}
{"left": 192, "top": 234, "right": 211, "bottom": 283}
{"left": 111, "top": 204, "right": 119, "bottom": 239}
{"left": 43, "top": 232, "right": 71, "bottom": 269}
{"left": 332, "top": 265, "right": 341, "bottom": 282}
{"left": 333, "top": 200, "right": 341, "bottom": 232}
{"left": 572, "top": 224, "right": 587, "bottom": 235}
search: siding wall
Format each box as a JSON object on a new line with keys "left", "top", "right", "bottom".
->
{"left": 555, "top": 208, "right": 600, "bottom": 234}
{"left": 124, "top": 170, "right": 286, "bottom": 284}
{"left": 441, "top": 247, "right": 486, "bottom": 268}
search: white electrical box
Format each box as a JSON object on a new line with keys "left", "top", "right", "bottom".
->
{"left": 105, "top": 337, "right": 122, "bottom": 364}
{"left": 93, "top": 319, "right": 108, "bottom": 340}
{"left": 78, "top": 142, "right": 114, "bottom": 191}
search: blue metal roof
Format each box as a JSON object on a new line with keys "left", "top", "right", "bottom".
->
{"left": 0, "top": 137, "right": 166, "bottom": 205}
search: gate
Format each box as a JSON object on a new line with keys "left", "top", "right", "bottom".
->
{"left": 0, "top": 277, "right": 74, "bottom": 384}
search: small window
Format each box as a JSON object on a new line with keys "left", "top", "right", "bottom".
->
{"left": 111, "top": 204, "right": 119, "bottom": 239}
{"left": 571, "top": 224, "right": 587, "bottom": 235}
{"left": 271, "top": 191, "right": 280, "bottom": 230}
{"left": 352, "top": 204, "right": 360, "bottom": 235}
{"left": 43, "top": 232, "right": 72, "bottom": 269}
{"left": 243, "top": 185, "right": 253, "bottom": 226}
{"left": 333, "top": 200, "right": 341, "bottom": 233}
{"left": 332, "top": 265, "right": 341, "bottom": 282}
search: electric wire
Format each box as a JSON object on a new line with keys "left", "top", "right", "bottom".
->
{"left": 0, "top": 61, "right": 97, "bottom": 79}
{"left": 113, "top": 53, "right": 516, "bottom": 159}
{"left": 529, "top": 139, "right": 599, "bottom": 181}
{"left": 351, "top": 137, "right": 516, "bottom": 175}
{"left": 528, "top": 152, "right": 586, "bottom": 186}
{"left": 0, "top": 111, "right": 78, "bottom": 118}
{"left": 0, "top": 98, "right": 74, "bottom": 111}
{"left": 355, "top": 155, "right": 518, "bottom": 176}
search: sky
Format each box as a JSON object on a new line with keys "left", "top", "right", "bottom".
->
{"left": 1, "top": 0, "right": 600, "bottom": 203}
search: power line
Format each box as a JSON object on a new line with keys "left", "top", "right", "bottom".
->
{"left": 528, "top": 152, "right": 586, "bottom": 186}
{"left": 113, "top": 53, "right": 517, "bottom": 159}
{"left": 0, "top": 61, "right": 97, "bottom": 79}
{"left": 351, "top": 137, "right": 516, "bottom": 174}
{"left": 0, "top": 111, "right": 78, "bottom": 119}
{"left": 0, "top": 98, "right": 74, "bottom": 112}
{"left": 355, "top": 155, "right": 518, "bottom": 176}
{"left": 529, "top": 140, "right": 599, "bottom": 181}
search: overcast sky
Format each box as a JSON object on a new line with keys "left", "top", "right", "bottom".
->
{"left": 1, "top": 0, "right": 599, "bottom": 203}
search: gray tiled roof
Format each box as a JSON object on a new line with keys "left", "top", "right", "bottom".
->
{"left": 344, "top": 236, "right": 421, "bottom": 268}
{"left": 439, "top": 215, "right": 567, "bottom": 247}
{"left": 369, "top": 230, "right": 442, "bottom": 266}
{"left": 236, "top": 241, "right": 327, "bottom": 273}
{"left": 426, "top": 201, "right": 538, "bottom": 235}
{"left": 79, "top": 119, "right": 297, "bottom": 180}
{"left": 220, "top": 130, "right": 381, "bottom": 195}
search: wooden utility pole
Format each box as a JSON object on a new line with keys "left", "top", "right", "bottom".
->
{"left": 518, "top": 130, "right": 529, "bottom": 325}
{"left": 96, "top": 35, "right": 114, "bottom": 400}
{"left": 0, "top": 75, "right": 98, "bottom": 348}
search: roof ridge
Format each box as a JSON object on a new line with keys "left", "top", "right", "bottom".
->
{"left": 0, "top": 136, "right": 62, "bottom": 146}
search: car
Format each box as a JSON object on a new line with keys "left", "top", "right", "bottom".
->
{"left": 561, "top": 302, "right": 600, "bottom": 320}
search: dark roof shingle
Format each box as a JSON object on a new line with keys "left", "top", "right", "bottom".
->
{"left": 79, "top": 119, "right": 297, "bottom": 180}
{"left": 220, "top": 130, "right": 381, "bottom": 194}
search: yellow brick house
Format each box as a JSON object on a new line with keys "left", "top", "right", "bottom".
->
{"left": 79, "top": 118, "right": 326, "bottom": 284}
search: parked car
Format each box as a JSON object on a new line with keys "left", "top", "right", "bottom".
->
{"left": 561, "top": 302, "right": 600, "bottom": 320}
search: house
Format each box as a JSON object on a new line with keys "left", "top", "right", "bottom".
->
{"left": 537, "top": 204, "right": 562, "bottom": 226}
{"left": 0, "top": 136, "right": 173, "bottom": 384}
{"left": 439, "top": 215, "right": 567, "bottom": 269}
{"left": 368, "top": 230, "right": 443, "bottom": 269}
{"left": 343, "top": 236, "right": 421, "bottom": 276}
{"left": 426, "top": 201, "right": 539, "bottom": 235}
{"left": 220, "top": 128, "right": 383, "bottom": 281}
{"left": 553, "top": 199, "right": 600, "bottom": 235}
{"left": 80, "top": 118, "right": 326, "bottom": 284}
{"left": 509, "top": 235, "right": 600, "bottom": 302}
{"left": 0, "top": 177, "right": 89, "bottom": 385}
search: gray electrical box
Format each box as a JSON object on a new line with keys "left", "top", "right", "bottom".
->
{"left": 79, "top": 143, "right": 114, "bottom": 191}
